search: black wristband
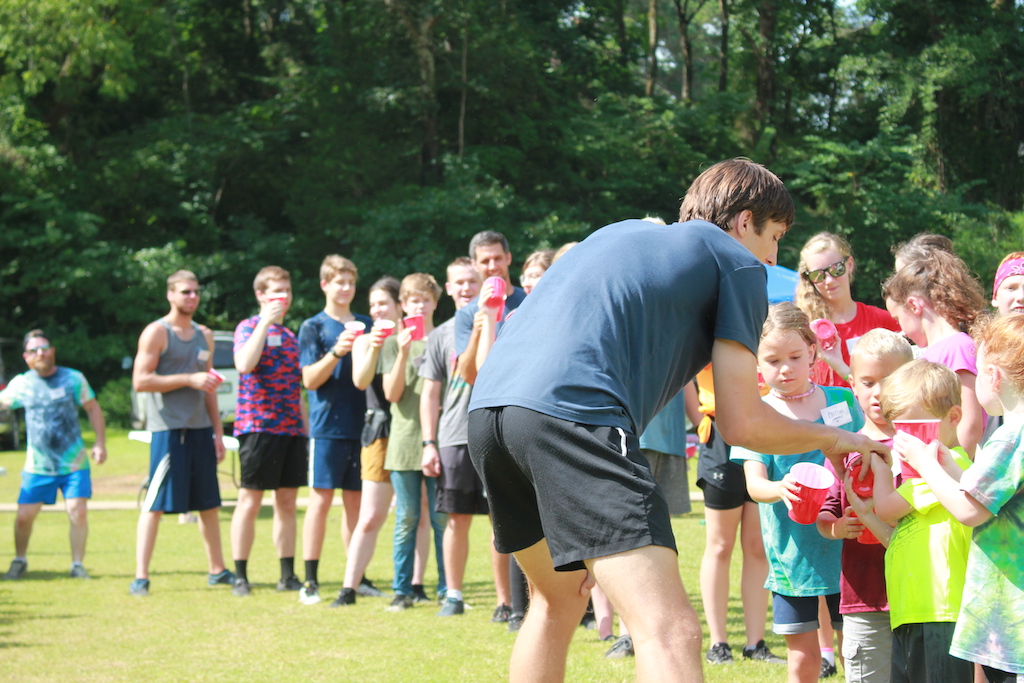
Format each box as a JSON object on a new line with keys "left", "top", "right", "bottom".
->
{"left": 331, "top": 348, "right": 343, "bottom": 359}
{"left": 422, "top": 440, "right": 438, "bottom": 447}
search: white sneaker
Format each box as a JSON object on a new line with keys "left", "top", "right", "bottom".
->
{"left": 299, "top": 581, "right": 321, "bottom": 605}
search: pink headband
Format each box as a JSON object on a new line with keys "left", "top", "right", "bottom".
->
{"left": 994, "top": 258, "right": 1024, "bottom": 296}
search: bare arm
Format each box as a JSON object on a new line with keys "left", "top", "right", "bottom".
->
{"left": 199, "top": 327, "right": 225, "bottom": 462}
{"left": 383, "top": 331, "right": 412, "bottom": 404}
{"left": 683, "top": 381, "right": 702, "bottom": 429}
{"left": 82, "top": 398, "right": 107, "bottom": 465}
{"left": 896, "top": 434, "right": 992, "bottom": 527}
{"left": 303, "top": 330, "right": 358, "bottom": 391}
{"left": 870, "top": 455, "right": 913, "bottom": 523}
{"left": 844, "top": 479, "right": 895, "bottom": 547}
{"left": 712, "top": 338, "right": 890, "bottom": 474}
{"left": 742, "top": 460, "right": 800, "bottom": 507}
{"left": 133, "top": 322, "right": 215, "bottom": 394}
{"left": 475, "top": 307, "right": 498, "bottom": 373}
{"left": 956, "top": 370, "right": 985, "bottom": 458}
{"left": 351, "top": 332, "right": 385, "bottom": 391}
{"left": 420, "top": 378, "right": 442, "bottom": 477}
{"left": 235, "top": 316, "right": 274, "bottom": 374}
{"left": 457, "top": 313, "right": 485, "bottom": 385}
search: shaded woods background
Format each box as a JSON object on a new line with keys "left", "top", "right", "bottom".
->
{"left": 1, "top": 0, "right": 1022, "bottom": 422}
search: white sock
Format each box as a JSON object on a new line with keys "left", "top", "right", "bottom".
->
{"left": 821, "top": 648, "right": 835, "bottom": 665}
{"left": 447, "top": 589, "right": 463, "bottom": 601}
{"left": 15, "top": 556, "right": 27, "bottom": 563}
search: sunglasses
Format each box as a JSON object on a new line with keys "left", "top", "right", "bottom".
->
{"left": 804, "top": 258, "right": 848, "bottom": 284}
{"left": 178, "top": 288, "right": 202, "bottom": 296}
{"left": 25, "top": 344, "right": 52, "bottom": 355}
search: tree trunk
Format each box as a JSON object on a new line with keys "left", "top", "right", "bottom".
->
{"left": 459, "top": 29, "right": 467, "bottom": 158}
{"left": 645, "top": 0, "right": 658, "bottom": 97}
{"left": 754, "top": 0, "right": 777, "bottom": 128}
{"left": 674, "top": 0, "right": 708, "bottom": 104}
{"left": 718, "top": 0, "right": 729, "bottom": 93}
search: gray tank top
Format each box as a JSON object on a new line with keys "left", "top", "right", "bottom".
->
{"left": 144, "top": 320, "right": 213, "bottom": 431}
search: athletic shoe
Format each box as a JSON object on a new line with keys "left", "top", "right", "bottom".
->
{"left": 820, "top": 658, "right": 838, "bottom": 678}
{"left": 299, "top": 580, "right": 321, "bottom": 605}
{"left": 3, "top": 558, "right": 27, "bottom": 580}
{"left": 69, "top": 565, "right": 90, "bottom": 579}
{"left": 605, "top": 635, "right": 634, "bottom": 659}
{"left": 705, "top": 642, "right": 734, "bottom": 664}
{"left": 507, "top": 614, "right": 524, "bottom": 633}
{"left": 387, "top": 594, "right": 414, "bottom": 612}
{"left": 329, "top": 588, "right": 356, "bottom": 608}
{"left": 232, "top": 577, "right": 251, "bottom": 597}
{"left": 580, "top": 605, "right": 596, "bottom": 630}
{"left": 356, "top": 577, "right": 385, "bottom": 597}
{"left": 491, "top": 603, "right": 512, "bottom": 623}
{"left": 128, "top": 578, "right": 150, "bottom": 597}
{"left": 277, "top": 574, "right": 302, "bottom": 592}
{"left": 743, "top": 639, "right": 786, "bottom": 664}
{"left": 411, "top": 584, "right": 430, "bottom": 603}
{"left": 437, "top": 589, "right": 447, "bottom": 605}
{"left": 437, "top": 596, "right": 465, "bottom": 617}
{"left": 207, "top": 569, "right": 235, "bottom": 586}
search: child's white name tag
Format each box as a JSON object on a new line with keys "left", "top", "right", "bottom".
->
{"left": 49, "top": 387, "right": 67, "bottom": 400}
{"left": 821, "top": 402, "right": 853, "bottom": 428}
{"left": 197, "top": 349, "right": 211, "bottom": 362}
{"left": 267, "top": 334, "right": 282, "bottom": 347}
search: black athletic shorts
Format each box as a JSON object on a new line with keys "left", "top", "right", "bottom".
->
{"left": 696, "top": 422, "right": 753, "bottom": 510}
{"left": 238, "top": 432, "right": 308, "bottom": 490}
{"left": 468, "top": 406, "right": 676, "bottom": 572}
{"left": 436, "top": 445, "right": 488, "bottom": 515}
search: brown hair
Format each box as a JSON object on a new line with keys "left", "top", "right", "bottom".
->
{"left": 22, "top": 329, "right": 48, "bottom": 351}
{"left": 523, "top": 250, "right": 554, "bottom": 274}
{"left": 974, "top": 314, "right": 1024, "bottom": 394}
{"left": 253, "top": 265, "right": 290, "bottom": 294}
{"left": 795, "top": 232, "right": 854, "bottom": 321}
{"left": 891, "top": 233, "right": 955, "bottom": 266}
{"left": 166, "top": 270, "right": 198, "bottom": 291}
{"left": 880, "top": 359, "right": 961, "bottom": 421}
{"left": 369, "top": 276, "right": 400, "bottom": 304}
{"left": 399, "top": 273, "right": 441, "bottom": 303}
{"left": 882, "top": 250, "right": 985, "bottom": 332}
{"left": 679, "top": 158, "right": 795, "bottom": 234}
{"left": 319, "top": 255, "right": 358, "bottom": 283}
{"left": 760, "top": 302, "right": 817, "bottom": 360}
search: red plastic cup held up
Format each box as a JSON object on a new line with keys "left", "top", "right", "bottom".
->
{"left": 788, "top": 462, "right": 836, "bottom": 525}
{"left": 344, "top": 321, "right": 366, "bottom": 337}
{"left": 208, "top": 369, "right": 225, "bottom": 388}
{"left": 851, "top": 511, "right": 881, "bottom": 545}
{"left": 849, "top": 454, "right": 874, "bottom": 498}
{"left": 810, "top": 318, "right": 839, "bottom": 351}
{"left": 403, "top": 315, "right": 425, "bottom": 341}
{"left": 373, "top": 319, "right": 396, "bottom": 339}
{"left": 893, "top": 419, "right": 940, "bottom": 479}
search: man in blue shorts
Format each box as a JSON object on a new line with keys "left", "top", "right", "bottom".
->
{"left": 1, "top": 330, "right": 107, "bottom": 580}
{"left": 130, "top": 270, "right": 233, "bottom": 596}
{"left": 467, "top": 158, "right": 891, "bottom": 682}
{"left": 296, "top": 255, "right": 374, "bottom": 605}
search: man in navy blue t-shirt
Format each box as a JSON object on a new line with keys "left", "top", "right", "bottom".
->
{"left": 468, "top": 159, "right": 891, "bottom": 681}
{"left": 296, "top": 255, "right": 373, "bottom": 605}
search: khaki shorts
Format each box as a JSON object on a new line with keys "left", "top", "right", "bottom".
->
{"left": 360, "top": 438, "right": 391, "bottom": 483}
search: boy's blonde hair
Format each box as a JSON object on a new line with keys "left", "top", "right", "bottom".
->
{"left": 850, "top": 329, "right": 914, "bottom": 370}
{"left": 320, "top": 255, "right": 358, "bottom": 283}
{"left": 880, "top": 359, "right": 962, "bottom": 421}
{"left": 974, "top": 314, "right": 1024, "bottom": 393}
{"left": 167, "top": 270, "right": 198, "bottom": 291}
{"left": 253, "top": 265, "right": 290, "bottom": 294}
{"left": 399, "top": 273, "right": 441, "bottom": 303}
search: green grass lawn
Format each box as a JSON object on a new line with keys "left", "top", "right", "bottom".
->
{"left": 0, "top": 429, "right": 795, "bottom": 682}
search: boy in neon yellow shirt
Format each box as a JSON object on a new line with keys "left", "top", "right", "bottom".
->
{"left": 872, "top": 360, "right": 973, "bottom": 683}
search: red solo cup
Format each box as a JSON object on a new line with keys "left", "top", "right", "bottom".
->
{"left": 893, "top": 419, "right": 941, "bottom": 479}
{"left": 483, "top": 277, "right": 507, "bottom": 310}
{"left": 851, "top": 511, "right": 880, "bottom": 545}
{"left": 788, "top": 462, "right": 836, "bottom": 525}
{"left": 208, "top": 369, "right": 225, "bottom": 387}
{"left": 373, "top": 319, "right": 396, "bottom": 338}
{"left": 267, "top": 293, "right": 288, "bottom": 304}
{"left": 849, "top": 454, "right": 874, "bottom": 498}
{"left": 810, "top": 318, "right": 839, "bottom": 351}
{"left": 403, "top": 315, "right": 425, "bottom": 341}
{"left": 344, "top": 321, "right": 366, "bottom": 337}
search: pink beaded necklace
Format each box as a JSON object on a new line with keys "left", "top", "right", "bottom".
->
{"left": 770, "top": 384, "right": 817, "bottom": 401}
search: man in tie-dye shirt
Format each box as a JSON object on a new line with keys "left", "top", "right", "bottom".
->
{"left": 0, "top": 330, "right": 106, "bottom": 580}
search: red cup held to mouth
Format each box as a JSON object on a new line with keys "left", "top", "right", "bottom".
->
{"left": 893, "top": 419, "right": 941, "bottom": 479}
{"left": 788, "top": 462, "right": 836, "bottom": 525}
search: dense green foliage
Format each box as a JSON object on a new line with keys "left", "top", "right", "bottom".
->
{"left": 1, "top": 0, "right": 1022, "bottom": 390}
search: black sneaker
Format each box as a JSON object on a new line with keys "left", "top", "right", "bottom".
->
{"left": 277, "top": 574, "right": 302, "bottom": 592}
{"left": 328, "top": 587, "right": 356, "bottom": 608}
{"left": 580, "top": 603, "right": 596, "bottom": 630}
{"left": 820, "top": 658, "right": 837, "bottom": 678}
{"left": 410, "top": 584, "right": 430, "bottom": 603}
{"left": 356, "top": 577, "right": 385, "bottom": 597}
{"left": 232, "top": 577, "right": 251, "bottom": 597}
{"left": 3, "top": 558, "right": 27, "bottom": 580}
{"left": 605, "top": 635, "right": 635, "bottom": 659}
{"left": 507, "top": 613, "right": 524, "bottom": 633}
{"left": 743, "top": 639, "right": 786, "bottom": 664}
{"left": 387, "top": 594, "right": 414, "bottom": 612}
{"left": 491, "top": 603, "right": 512, "bottom": 623}
{"left": 705, "top": 642, "right": 734, "bottom": 664}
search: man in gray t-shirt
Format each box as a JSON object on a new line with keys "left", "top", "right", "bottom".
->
{"left": 467, "top": 159, "right": 891, "bottom": 681}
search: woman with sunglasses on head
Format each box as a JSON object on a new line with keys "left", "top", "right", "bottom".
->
{"left": 796, "top": 232, "right": 900, "bottom": 388}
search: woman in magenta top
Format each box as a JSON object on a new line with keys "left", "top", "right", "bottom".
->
{"left": 796, "top": 232, "right": 900, "bottom": 387}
